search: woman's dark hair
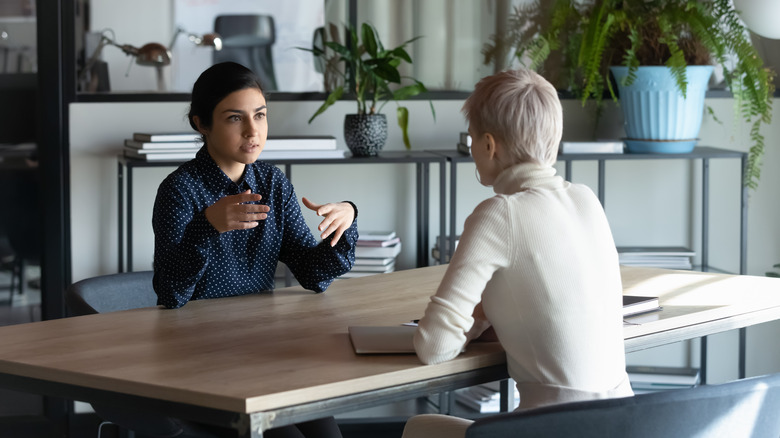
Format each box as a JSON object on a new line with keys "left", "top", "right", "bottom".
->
{"left": 188, "top": 62, "right": 265, "bottom": 133}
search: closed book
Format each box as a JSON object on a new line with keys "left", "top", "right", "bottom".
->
{"left": 258, "top": 150, "right": 346, "bottom": 160}
{"left": 560, "top": 141, "right": 624, "bottom": 154}
{"left": 124, "top": 148, "right": 196, "bottom": 161}
{"left": 359, "top": 231, "right": 396, "bottom": 241}
{"left": 357, "top": 237, "right": 401, "bottom": 247}
{"left": 133, "top": 132, "right": 200, "bottom": 142}
{"left": 627, "top": 366, "right": 700, "bottom": 386}
{"left": 623, "top": 295, "right": 661, "bottom": 317}
{"left": 354, "top": 257, "right": 395, "bottom": 266}
{"left": 355, "top": 242, "right": 402, "bottom": 258}
{"left": 350, "top": 262, "right": 396, "bottom": 273}
{"left": 264, "top": 136, "right": 337, "bottom": 151}
{"left": 124, "top": 146, "right": 200, "bottom": 155}
{"left": 617, "top": 246, "right": 695, "bottom": 257}
{"left": 340, "top": 271, "right": 391, "bottom": 279}
{"left": 125, "top": 139, "right": 202, "bottom": 150}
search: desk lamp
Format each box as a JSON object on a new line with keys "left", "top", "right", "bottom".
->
{"left": 79, "top": 29, "right": 172, "bottom": 92}
{"left": 169, "top": 26, "right": 223, "bottom": 51}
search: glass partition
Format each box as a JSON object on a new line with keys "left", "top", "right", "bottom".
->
{"left": 76, "top": 0, "right": 346, "bottom": 96}
{"left": 75, "top": 0, "right": 529, "bottom": 100}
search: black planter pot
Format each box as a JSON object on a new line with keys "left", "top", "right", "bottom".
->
{"left": 343, "top": 114, "right": 387, "bottom": 157}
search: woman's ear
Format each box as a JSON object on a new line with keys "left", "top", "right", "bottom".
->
{"left": 193, "top": 116, "right": 209, "bottom": 137}
{"left": 484, "top": 133, "right": 498, "bottom": 161}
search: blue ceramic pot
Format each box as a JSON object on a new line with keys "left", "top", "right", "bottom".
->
{"left": 610, "top": 65, "right": 713, "bottom": 153}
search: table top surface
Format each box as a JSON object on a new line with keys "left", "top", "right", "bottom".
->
{"left": 0, "top": 265, "right": 778, "bottom": 416}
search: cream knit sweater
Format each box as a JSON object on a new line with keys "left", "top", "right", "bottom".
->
{"left": 415, "top": 162, "right": 633, "bottom": 409}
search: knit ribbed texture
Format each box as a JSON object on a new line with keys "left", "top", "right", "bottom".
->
{"left": 415, "top": 162, "right": 632, "bottom": 409}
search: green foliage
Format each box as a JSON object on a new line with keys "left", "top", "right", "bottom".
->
{"left": 767, "top": 264, "right": 780, "bottom": 278}
{"left": 299, "top": 22, "right": 434, "bottom": 149}
{"left": 484, "top": 0, "right": 775, "bottom": 189}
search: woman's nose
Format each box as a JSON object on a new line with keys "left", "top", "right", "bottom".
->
{"left": 243, "top": 120, "right": 257, "bottom": 137}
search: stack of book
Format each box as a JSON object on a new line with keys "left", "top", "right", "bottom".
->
{"left": 457, "top": 132, "right": 471, "bottom": 156}
{"left": 341, "top": 231, "right": 402, "bottom": 279}
{"left": 618, "top": 246, "right": 695, "bottom": 270}
{"left": 559, "top": 140, "right": 625, "bottom": 154}
{"left": 123, "top": 132, "right": 203, "bottom": 161}
{"left": 627, "top": 365, "right": 700, "bottom": 394}
{"left": 124, "top": 134, "right": 346, "bottom": 162}
{"left": 260, "top": 136, "right": 346, "bottom": 160}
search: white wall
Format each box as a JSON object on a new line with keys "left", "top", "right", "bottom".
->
{"left": 70, "top": 94, "right": 780, "bottom": 383}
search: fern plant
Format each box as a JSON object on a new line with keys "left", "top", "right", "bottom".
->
{"left": 300, "top": 22, "right": 434, "bottom": 149}
{"left": 484, "top": 0, "right": 774, "bottom": 189}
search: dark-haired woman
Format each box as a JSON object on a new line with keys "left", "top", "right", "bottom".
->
{"left": 151, "top": 62, "right": 355, "bottom": 438}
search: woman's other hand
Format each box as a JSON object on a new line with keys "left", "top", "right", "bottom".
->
{"left": 302, "top": 197, "right": 355, "bottom": 246}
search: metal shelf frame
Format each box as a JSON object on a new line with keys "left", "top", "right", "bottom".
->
{"left": 117, "top": 150, "right": 448, "bottom": 275}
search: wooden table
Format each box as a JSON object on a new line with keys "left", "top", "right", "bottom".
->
{"left": 0, "top": 265, "right": 779, "bottom": 437}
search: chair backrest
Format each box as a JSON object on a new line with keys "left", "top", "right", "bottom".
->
{"left": 466, "top": 373, "right": 780, "bottom": 438}
{"left": 213, "top": 14, "right": 278, "bottom": 90}
{"left": 65, "top": 271, "right": 158, "bottom": 315}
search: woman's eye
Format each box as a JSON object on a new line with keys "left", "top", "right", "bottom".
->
{"left": 228, "top": 115, "right": 241, "bottom": 122}
{"left": 255, "top": 112, "right": 266, "bottom": 120}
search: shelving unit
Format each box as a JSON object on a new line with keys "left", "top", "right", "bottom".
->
{"left": 429, "top": 146, "right": 749, "bottom": 384}
{"left": 117, "top": 151, "right": 447, "bottom": 274}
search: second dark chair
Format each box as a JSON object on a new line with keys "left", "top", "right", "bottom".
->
{"left": 214, "top": 14, "right": 278, "bottom": 91}
{"left": 466, "top": 372, "right": 780, "bottom": 438}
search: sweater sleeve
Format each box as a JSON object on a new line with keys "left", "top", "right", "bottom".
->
{"left": 414, "top": 196, "right": 512, "bottom": 364}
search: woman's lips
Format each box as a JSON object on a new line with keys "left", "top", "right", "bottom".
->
{"left": 241, "top": 143, "right": 260, "bottom": 153}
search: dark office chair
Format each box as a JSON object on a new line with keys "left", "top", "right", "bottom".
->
{"left": 65, "top": 271, "right": 158, "bottom": 315}
{"left": 465, "top": 373, "right": 780, "bottom": 438}
{"left": 214, "top": 14, "right": 278, "bottom": 90}
{"left": 66, "top": 271, "right": 230, "bottom": 438}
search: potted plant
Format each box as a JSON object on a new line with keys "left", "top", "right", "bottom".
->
{"left": 483, "top": 0, "right": 774, "bottom": 189}
{"left": 301, "top": 22, "right": 434, "bottom": 156}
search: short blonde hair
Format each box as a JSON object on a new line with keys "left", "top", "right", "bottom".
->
{"left": 462, "top": 69, "right": 562, "bottom": 167}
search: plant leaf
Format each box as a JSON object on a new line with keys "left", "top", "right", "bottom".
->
{"left": 397, "top": 106, "right": 411, "bottom": 149}
{"left": 307, "top": 86, "right": 344, "bottom": 124}
{"left": 362, "top": 23, "right": 378, "bottom": 57}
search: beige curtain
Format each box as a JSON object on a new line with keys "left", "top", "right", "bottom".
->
{"left": 356, "top": 0, "right": 502, "bottom": 91}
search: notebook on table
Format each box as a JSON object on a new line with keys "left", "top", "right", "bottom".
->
{"left": 348, "top": 325, "right": 416, "bottom": 354}
{"left": 623, "top": 295, "right": 661, "bottom": 317}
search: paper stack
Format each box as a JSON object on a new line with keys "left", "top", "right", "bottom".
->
{"left": 341, "top": 231, "right": 401, "bottom": 279}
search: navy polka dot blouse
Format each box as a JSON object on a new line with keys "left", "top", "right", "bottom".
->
{"left": 152, "top": 147, "right": 358, "bottom": 309}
